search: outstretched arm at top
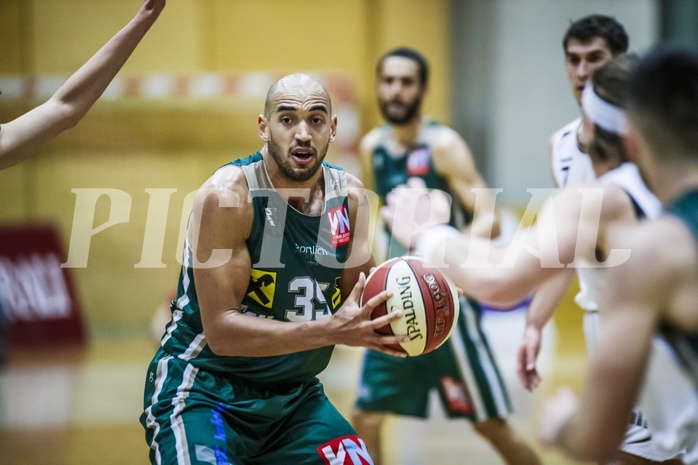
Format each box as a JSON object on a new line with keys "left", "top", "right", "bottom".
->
{"left": 0, "top": 0, "right": 165, "bottom": 169}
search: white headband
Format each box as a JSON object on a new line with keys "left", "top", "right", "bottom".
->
{"left": 581, "top": 83, "right": 627, "bottom": 134}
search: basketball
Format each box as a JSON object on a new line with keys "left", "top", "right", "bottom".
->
{"left": 361, "top": 256, "right": 460, "bottom": 356}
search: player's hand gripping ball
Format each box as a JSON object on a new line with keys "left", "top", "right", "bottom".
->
{"left": 361, "top": 256, "right": 460, "bottom": 356}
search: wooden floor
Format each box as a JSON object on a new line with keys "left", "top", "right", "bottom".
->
{"left": 0, "top": 309, "right": 593, "bottom": 465}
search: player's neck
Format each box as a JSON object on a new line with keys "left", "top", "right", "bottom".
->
{"left": 391, "top": 115, "right": 424, "bottom": 147}
{"left": 593, "top": 160, "right": 623, "bottom": 179}
{"left": 576, "top": 114, "right": 593, "bottom": 153}
{"left": 592, "top": 152, "right": 624, "bottom": 178}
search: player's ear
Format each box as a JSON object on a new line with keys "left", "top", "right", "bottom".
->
{"left": 329, "top": 115, "right": 337, "bottom": 142}
{"left": 421, "top": 81, "right": 430, "bottom": 96}
{"left": 258, "top": 114, "right": 269, "bottom": 142}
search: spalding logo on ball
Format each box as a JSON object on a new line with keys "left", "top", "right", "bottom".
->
{"left": 361, "top": 256, "right": 460, "bottom": 356}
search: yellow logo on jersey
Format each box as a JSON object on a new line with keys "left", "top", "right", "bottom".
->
{"left": 247, "top": 269, "right": 276, "bottom": 308}
{"left": 331, "top": 276, "right": 342, "bottom": 309}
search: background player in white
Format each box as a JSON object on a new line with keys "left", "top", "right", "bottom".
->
{"left": 383, "top": 54, "right": 691, "bottom": 464}
{"left": 539, "top": 46, "right": 698, "bottom": 465}
{"left": 0, "top": 0, "right": 166, "bottom": 169}
{"left": 518, "top": 14, "right": 630, "bottom": 394}
{"left": 548, "top": 14, "right": 629, "bottom": 190}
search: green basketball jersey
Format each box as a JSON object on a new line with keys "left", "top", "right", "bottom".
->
{"left": 663, "top": 190, "right": 698, "bottom": 387}
{"left": 162, "top": 152, "right": 351, "bottom": 384}
{"left": 371, "top": 119, "right": 472, "bottom": 257}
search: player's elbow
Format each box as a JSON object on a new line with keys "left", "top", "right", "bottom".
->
{"left": 47, "top": 99, "right": 87, "bottom": 131}
{"left": 60, "top": 106, "right": 85, "bottom": 130}
{"left": 206, "top": 341, "right": 229, "bottom": 357}
{"left": 203, "top": 320, "right": 236, "bottom": 357}
{"left": 474, "top": 276, "right": 528, "bottom": 309}
{"left": 205, "top": 323, "right": 256, "bottom": 357}
{"left": 439, "top": 259, "right": 525, "bottom": 307}
{"left": 205, "top": 332, "right": 238, "bottom": 357}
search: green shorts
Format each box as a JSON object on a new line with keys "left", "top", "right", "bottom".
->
{"left": 141, "top": 348, "right": 374, "bottom": 465}
{"left": 354, "top": 297, "right": 512, "bottom": 422}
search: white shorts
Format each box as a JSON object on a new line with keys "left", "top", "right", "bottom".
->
{"left": 639, "top": 335, "right": 698, "bottom": 463}
{"left": 583, "top": 312, "right": 688, "bottom": 461}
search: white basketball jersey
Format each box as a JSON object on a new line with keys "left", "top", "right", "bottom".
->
{"left": 550, "top": 118, "right": 595, "bottom": 188}
{"left": 548, "top": 122, "right": 689, "bottom": 460}
{"left": 550, "top": 118, "right": 597, "bottom": 311}
{"left": 577, "top": 164, "right": 689, "bottom": 462}
{"left": 574, "top": 162, "right": 662, "bottom": 313}
{"left": 575, "top": 163, "right": 684, "bottom": 462}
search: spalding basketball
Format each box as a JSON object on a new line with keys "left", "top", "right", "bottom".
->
{"left": 361, "top": 256, "right": 460, "bottom": 356}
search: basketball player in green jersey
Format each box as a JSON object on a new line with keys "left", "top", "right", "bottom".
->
{"left": 350, "top": 48, "right": 541, "bottom": 465}
{"left": 140, "top": 73, "right": 410, "bottom": 465}
{"left": 541, "top": 47, "right": 698, "bottom": 463}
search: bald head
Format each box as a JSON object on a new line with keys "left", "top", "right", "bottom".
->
{"left": 264, "top": 73, "right": 332, "bottom": 117}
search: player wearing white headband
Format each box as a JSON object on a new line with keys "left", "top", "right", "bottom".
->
{"left": 383, "top": 54, "right": 695, "bottom": 465}
{"left": 540, "top": 48, "right": 698, "bottom": 465}
{"left": 515, "top": 18, "right": 688, "bottom": 463}
{"left": 581, "top": 82, "right": 627, "bottom": 134}
{"left": 545, "top": 56, "right": 698, "bottom": 464}
{"left": 517, "top": 15, "right": 629, "bottom": 405}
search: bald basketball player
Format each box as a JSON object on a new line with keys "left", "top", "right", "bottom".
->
{"left": 141, "top": 73, "right": 409, "bottom": 465}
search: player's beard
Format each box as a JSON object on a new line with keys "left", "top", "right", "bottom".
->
{"left": 379, "top": 96, "right": 422, "bottom": 125}
{"left": 267, "top": 131, "right": 327, "bottom": 182}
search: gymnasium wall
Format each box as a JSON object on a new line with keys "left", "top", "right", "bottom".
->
{"left": 450, "top": 0, "right": 659, "bottom": 204}
{"left": 0, "top": 0, "right": 451, "bottom": 337}
{"left": 0, "top": 0, "right": 666, "bottom": 340}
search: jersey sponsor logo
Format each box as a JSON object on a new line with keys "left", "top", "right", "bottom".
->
{"left": 407, "top": 146, "right": 430, "bottom": 176}
{"left": 330, "top": 177, "right": 342, "bottom": 191}
{"left": 246, "top": 269, "right": 276, "bottom": 308}
{"left": 265, "top": 207, "right": 276, "bottom": 226}
{"left": 441, "top": 376, "right": 473, "bottom": 415}
{"left": 331, "top": 276, "right": 342, "bottom": 309}
{"left": 328, "top": 206, "right": 351, "bottom": 246}
{"left": 295, "top": 243, "right": 330, "bottom": 264}
{"left": 317, "top": 435, "right": 373, "bottom": 465}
